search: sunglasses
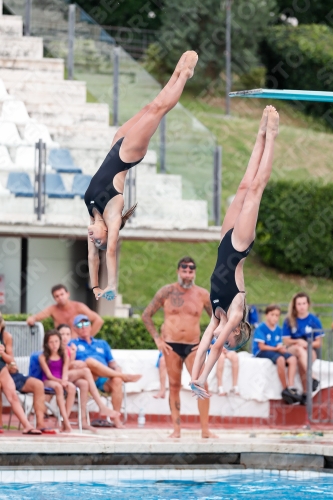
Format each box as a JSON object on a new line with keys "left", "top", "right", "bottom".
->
{"left": 76, "top": 321, "right": 90, "bottom": 328}
{"left": 180, "top": 264, "right": 196, "bottom": 270}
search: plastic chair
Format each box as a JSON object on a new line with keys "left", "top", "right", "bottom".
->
{"left": 1, "top": 100, "right": 30, "bottom": 125}
{"left": 6, "top": 172, "right": 33, "bottom": 197}
{"left": 0, "top": 145, "right": 14, "bottom": 168}
{"left": 72, "top": 174, "right": 92, "bottom": 198}
{"left": 45, "top": 173, "right": 75, "bottom": 198}
{"left": 23, "top": 121, "right": 58, "bottom": 147}
{"left": 48, "top": 149, "right": 82, "bottom": 174}
{"left": 0, "top": 78, "right": 11, "bottom": 101}
{"left": 14, "top": 146, "right": 36, "bottom": 171}
{"left": 0, "top": 122, "right": 23, "bottom": 146}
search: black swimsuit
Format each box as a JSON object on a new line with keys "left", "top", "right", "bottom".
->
{"left": 210, "top": 228, "right": 254, "bottom": 319}
{"left": 84, "top": 137, "right": 143, "bottom": 217}
{"left": 0, "top": 330, "right": 6, "bottom": 371}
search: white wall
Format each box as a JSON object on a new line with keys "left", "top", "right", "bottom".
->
{"left": 0, "top": 236, "right": 21, "bottom": 313}
{"left": 27, "top": 238, "right": 89, "bottom": 314}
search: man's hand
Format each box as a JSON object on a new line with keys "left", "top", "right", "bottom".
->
{"left": 155, "top": 338, "right": 173, "bottom": 356}
{"left": 26, "top": 316, "right": 35, "bottom": 326}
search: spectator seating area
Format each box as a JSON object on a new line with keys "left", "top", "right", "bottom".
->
{"left": 0, "top": 8, "right": 209, "bottom": 229}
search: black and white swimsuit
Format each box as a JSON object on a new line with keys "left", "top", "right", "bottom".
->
{"left": 210, "top": 228, "right": 254, "bottom": 318}
{"left": 84, "top": 137, "right": 143, "bottom": 217}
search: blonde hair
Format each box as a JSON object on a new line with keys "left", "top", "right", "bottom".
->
{"left": 120, "top": 203, "right": 137, "bottom": 230}
{"left": 232, "top": 304, "right": 252, "bottom": 349}
{"left": 287, "top": 292, "right": 310, "bottom": 330}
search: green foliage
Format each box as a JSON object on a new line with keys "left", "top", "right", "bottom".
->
{"left": 276, "top": 1, "right": 332, "bottom": 25}
{"left": 262, "top": 24, "right": 333, "bottom": 124}
{"left": 145, "top": 0, "right": 278, "bottom": 85}
{"left": 256, "top": 180, "right": 333, "bottom": 278}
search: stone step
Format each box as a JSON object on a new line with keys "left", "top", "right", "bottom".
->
{"left": 0, "top": 15, "right": 22, "bottom": 37}
{"left": 48, "top": 123, "right": 114, "bottom": 149}
{"left": 0, "top": 36, "right": 43, "bottom": 59}
{"left": 134, "top": 199, "right": 208, "bottom": 229}
{"left": 136, "top": 173, "right": 182, "bottom": 200}
{"left": 2, "top": 78, "right": 87, "bottom": 105}
{"left": 0, "top": 56, "right": 65, "bottom": 81}
{"left": 25, "top": 102, "right": 110, "bottom": 128}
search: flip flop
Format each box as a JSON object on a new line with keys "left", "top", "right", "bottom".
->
{"left": 91, "top": 419, "right": 114, "bottom": 428}
{"left": 39, "top": 428, "right": 57, "bottom": 434}
{"left": 101, "top": 290, "right": 116, "bottom": 301}
{"left": 22, "top": 429, "right": 42, "bottom": 435}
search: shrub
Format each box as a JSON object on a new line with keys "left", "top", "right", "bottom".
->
{"left": 262, "top": 24, "right": 333, "bottom": 126}
{"left": 3, "top": 315, "right": 210, "bottom": 349}
{"left": 256, "top": 180, "right": 333, "bottom": 278}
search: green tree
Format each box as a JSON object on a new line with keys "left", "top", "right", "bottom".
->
{"left": 75, "top": 0, "right": 164, "bottom": 30}
{"left": 276, "top": 1, "right": 333, "bottom": 26}
{"left": 145, "top": 0, "right": 277, "bottom": 85}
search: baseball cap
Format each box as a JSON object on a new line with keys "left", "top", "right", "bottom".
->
{"left": 73, "top": 314, "right": 90, "bottom": 326}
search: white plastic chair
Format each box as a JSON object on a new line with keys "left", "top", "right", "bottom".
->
{"left": 23, "top": 121, "right": 58, "bottom": 147}
{"left": 0, "top": 145, "right": 14, "bottom": 169}
{"left": 1, "top": 100, "right": 30, "bottom": 125}
{"left": 0, "top": 121, "right": 23, "bottom": 146}
{"left": 0, "top": 79, "right": 12, "bottom": 102}
{"left": 14, "top": 146, "right": 36, "bottom": 171}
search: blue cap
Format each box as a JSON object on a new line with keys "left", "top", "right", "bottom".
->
{"left": 73, "top": 314, "right": 89, "bottom": 326}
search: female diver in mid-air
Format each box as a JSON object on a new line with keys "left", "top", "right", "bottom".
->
{"left": 190, "top": 105, "right": 279, "bottom": 399}
{"left": 85, "top": 51, "right": 198, "bottom": 301}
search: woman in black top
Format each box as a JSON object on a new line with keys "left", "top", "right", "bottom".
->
{"left": 191, "top": 106, "right": 279, "bottom": 398}
{"left": 86, "top": 51, "right": 198, "bottom": 301}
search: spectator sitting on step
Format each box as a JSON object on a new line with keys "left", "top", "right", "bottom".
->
{"left": 253, "top": 304, "right": 301, "bottom": 405}
{"left": 26, "top": 283, "right": 104, "bottom": 337}
{"left": 216, "top": 346, "right": 239, "bottom": 396}
{"left": 282, "top": 292, "right": 323, "bottom": 405}
{"left": 57, "top": 323, "right": 121, "bottom": 430}
{"left": 0, "top": 313, "right": 42, "bottom": 434}
{"left": 69, "top": 315, "right": 142, "bottom": 428}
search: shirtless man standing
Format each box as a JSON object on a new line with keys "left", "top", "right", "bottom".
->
{"left": 27, "top": 284, "right": 103, "bottom": 336}
{"left": 142, "top": 256, "right": 216, "bottom": 439}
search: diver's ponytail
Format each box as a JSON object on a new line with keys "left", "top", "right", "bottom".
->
{"left": 120, "top": 203, "right": 137, "bottom": 230}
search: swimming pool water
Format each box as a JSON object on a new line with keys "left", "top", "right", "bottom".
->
{"left": 1, "top": 471, "right": 333, "bottom": 500}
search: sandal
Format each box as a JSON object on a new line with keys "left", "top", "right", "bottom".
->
{"left": 91, "top": 419, "right": 114, "bottom": 428}
{"left": 39, "top": 428, "right": 57, "bottom": 434}
{"left": 22, "top": 429, "right": 42, "bottom": 435}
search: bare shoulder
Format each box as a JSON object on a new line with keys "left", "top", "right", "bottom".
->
{"left": 194, "top": 285, "right": 210, "bottom": 298}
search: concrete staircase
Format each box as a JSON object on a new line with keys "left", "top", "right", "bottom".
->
{"left": 0, "top": 6, "right": 208, "bottom": 230}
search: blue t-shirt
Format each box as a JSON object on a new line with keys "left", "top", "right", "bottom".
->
{"left": 252, "top": 322, "right": 283, "bottom": 356}
{"left": 69, "top": 338, "right": 114, "bottom": 366}
{"left": 282, "top": 314, "right": 324, "bottom": 341}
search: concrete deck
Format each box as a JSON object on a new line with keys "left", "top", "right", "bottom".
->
{"left": 0, "top": 428, "right": 333, "bottom": 470}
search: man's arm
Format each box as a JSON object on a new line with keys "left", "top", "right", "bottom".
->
{"left": 142, "top": 286, "right": 173, "bottom": 355}
{"left": 203, "top": 290, "right": 212, "bottom": 317}
{"left": 27, "top": 305, "right": 54, "bottom": 326}
{"left": 0, "top": 332, "right": 15, "bottom": 365}
{"left": 78, "top": 303, "right": 104, "bottom": 336}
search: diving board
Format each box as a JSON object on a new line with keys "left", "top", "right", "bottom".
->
{"left": 229, "top": 89, "right": 333, "bottom": 102}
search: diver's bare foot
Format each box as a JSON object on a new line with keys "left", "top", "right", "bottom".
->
{"left": 258, "top": 105, "right": 270, "bottom": 136}
{"left": 168, "top": 430, "right": 181, "bottom": 438}
{"left": 122, "top": 374, "right": 142, "bottom": 383}
{"left": 113, "top": 417, "right": 125, "bottom": 429}
{"left": 202, "top": 431, "right": 219, "bottom": 439}
{"left": 174, "top": 52, "right": 188, "bottom": 74}
{"left": 266, "top": 107, "right": 279, "bottom": 138}
{"left": 153, "top": 390, "right": 166, "bottom": 399}
{"left": 182, "top": 50, "right": 198, "bottom": 79}
{"left": 82, "top": 423, "right": 98, "bottom": 433}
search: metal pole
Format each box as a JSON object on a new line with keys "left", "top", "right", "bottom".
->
{"left": 113, "top": 46, "right": 119, "bottom": 126}
{"left": 213, "top": 145, "right": 222, "bottom": 226}
{"left": 160, "top": 115, "right": 166, "bottom": 173}
{"left": 37, "top": 139, "right": 43, "bottom": 221}
{"left": 306, "top": 331, "right": 313, "bottom": 427}
{"left": 24, "top": 0, "right": 32, "bottom": 36}
{"left": 67, "top": 4, "right": 76, "bottom": 80}
{"left": 225, "top": 0, "right": 232, "bottom": 116}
